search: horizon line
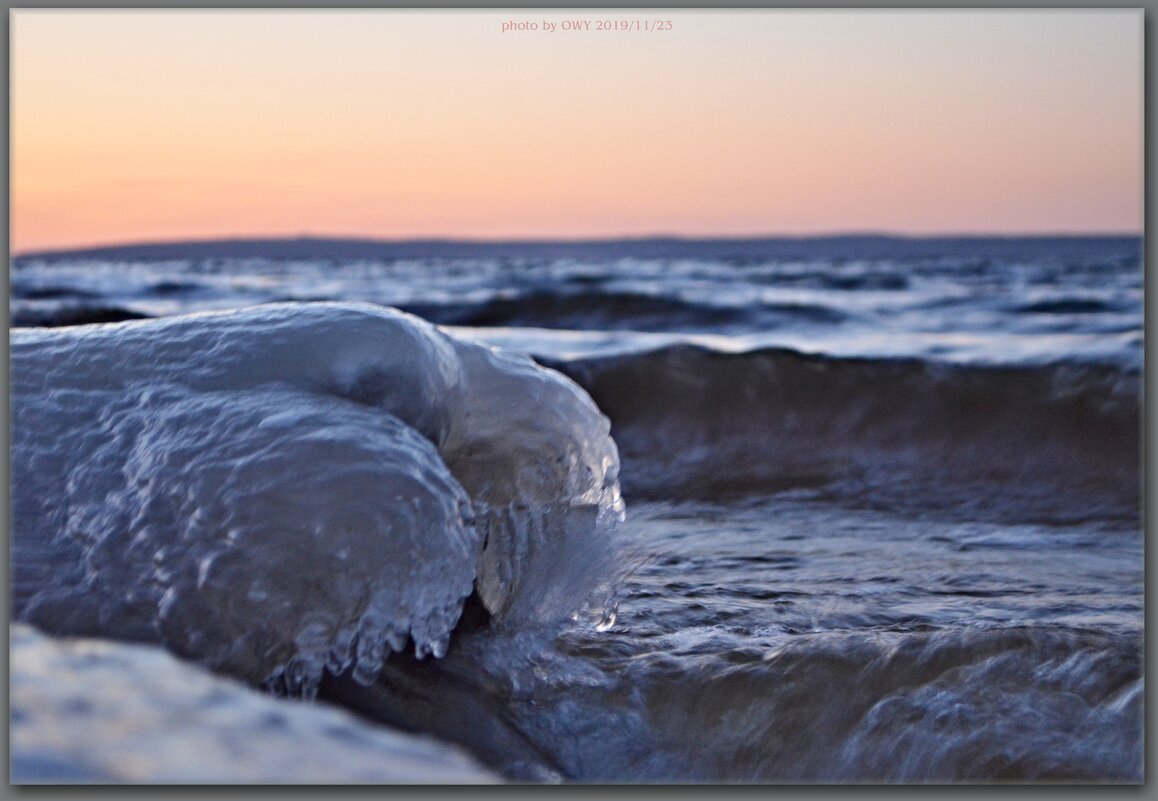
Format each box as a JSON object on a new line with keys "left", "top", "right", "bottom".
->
{"left": 12, "top": 229, "right": 1145, "bottom": 259}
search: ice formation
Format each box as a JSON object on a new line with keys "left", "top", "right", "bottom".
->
{"left": 10, "top": 623, "right": 500, "bottom": 783}
{"left": 11, "top": 302, "right": 622, "bottom": 695}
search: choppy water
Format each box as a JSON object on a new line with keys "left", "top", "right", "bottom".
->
{"left": 12, "top": 236, "right": 1144, "bottom": 368}
{"left": 9, "top": 236, "right": 1144, "bottom": 782}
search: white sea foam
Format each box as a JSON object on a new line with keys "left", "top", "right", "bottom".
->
{"left": 11, "top": 302, "right": 622, "bottom": 695}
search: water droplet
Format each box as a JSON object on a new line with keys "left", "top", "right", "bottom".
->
{"left": 595, "top": 610, "right": 617, "bottom": 632}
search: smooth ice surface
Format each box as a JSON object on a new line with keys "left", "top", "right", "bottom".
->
{"left": 11, "top": 303, "right": 622, "bottom": 693}
{"left": 9, "top": 624, "right": 499, "bottom": 783}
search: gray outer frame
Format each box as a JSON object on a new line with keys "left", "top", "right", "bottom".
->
{"left": 1, "top": 4, "right": 1149, "bottom": 799}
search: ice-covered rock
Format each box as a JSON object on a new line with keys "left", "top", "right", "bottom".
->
{"left": 10, "top": 624, "right": 500, "bottom": 783}
{"left": 11, "top": 302, "right": 622, "bottom": 695}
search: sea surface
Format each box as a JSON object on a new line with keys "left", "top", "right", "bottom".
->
{"left": 9, "top": 236, "right": 1144, "bottom": 782}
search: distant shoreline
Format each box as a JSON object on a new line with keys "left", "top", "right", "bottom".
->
{"left": 13, "top": 233, "right": 1144, "bottom": 262}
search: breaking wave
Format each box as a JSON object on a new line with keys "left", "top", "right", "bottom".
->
{"left": 543, "top": 345, "right": 1140, "bottom": 524}
{"left": 314, "top": 622, "right": 1142, "bottom": 782}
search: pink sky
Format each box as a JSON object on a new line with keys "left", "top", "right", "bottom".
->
{"left": 10, "top": 9, "right": 1143, "bottom": 253}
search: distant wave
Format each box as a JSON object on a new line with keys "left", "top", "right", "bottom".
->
{"left": 399, "top": 290, "right": 846, "bottom": 332}
{"left": 9, "top": 286, "right": 846, "bottom": 334}
{"left": 542, "top": 345, "right": 1140, "bottom": 523}
{"left": 10, "top": 303, "right": 151, "bottom": 328}
{"left": 1015, "top": 298, "right": 1117, "bottom": 315}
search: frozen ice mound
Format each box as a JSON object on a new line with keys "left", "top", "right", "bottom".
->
{"left": 10, "top": 623, "right": 500, "bottom": 783}
{"left": 11, "top": 302, "right": 622, "bottom": 695}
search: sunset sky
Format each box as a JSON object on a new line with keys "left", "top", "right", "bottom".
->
{"left": 10, "top": 9, "right": 1143, "bottom": 254}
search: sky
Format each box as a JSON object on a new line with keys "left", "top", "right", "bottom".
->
{"left": 9, "top": 9, "right": 1144, "bottom": 253}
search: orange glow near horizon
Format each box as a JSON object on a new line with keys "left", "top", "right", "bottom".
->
{"left": 10, "top": 10, "right": 1143, "bottom": 254}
